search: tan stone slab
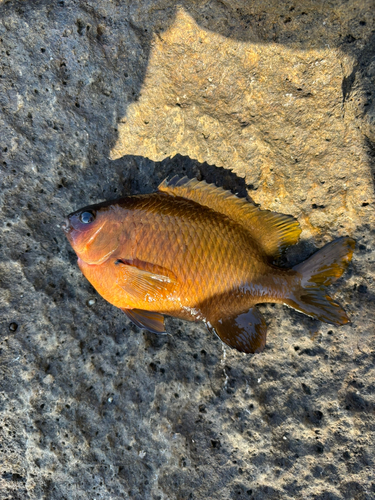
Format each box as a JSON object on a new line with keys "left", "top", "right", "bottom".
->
{"left": 111, "top": 8, "right": 374, "bottom": 239}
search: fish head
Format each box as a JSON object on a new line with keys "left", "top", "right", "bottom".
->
{"left": 63, "top": 201, "right": 123, "bottom": 265}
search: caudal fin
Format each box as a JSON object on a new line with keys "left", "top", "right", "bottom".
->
{"left": 286, "top": 237, "right": 355, "bottom": 325}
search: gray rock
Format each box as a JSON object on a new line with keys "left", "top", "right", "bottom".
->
{"left": 0, "top": 1, "right": 374, "bottom": 499}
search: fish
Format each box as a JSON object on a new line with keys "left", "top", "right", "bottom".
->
{"left": 63, "top": 176, "right": 355, "bottom": 354}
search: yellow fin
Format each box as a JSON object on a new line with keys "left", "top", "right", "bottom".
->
{"left": 286, "top": 237, "right": 355, "bottom": 325}
{"left": 159, "top": 176, "right": 301, "bottom": 258}
{"left": 115, "top": 259, "right": 178, "bottom": 302}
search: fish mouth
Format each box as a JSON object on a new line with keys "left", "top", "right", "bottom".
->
{"left": 62, "top": 218, "right": 71, "bottom": 234}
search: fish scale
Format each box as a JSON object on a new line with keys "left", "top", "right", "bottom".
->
{"left": 133, "top": 203, "right": 276, "bottom": 316}
{"left": 64, "top": 176, "right": 355, "bottom": 354}
{"left": 122, "top": 200, "right": 242, "bottom": 309}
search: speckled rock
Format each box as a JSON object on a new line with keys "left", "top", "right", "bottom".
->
{"left": 0, "top": 1, "right": 374, "bottom": 499}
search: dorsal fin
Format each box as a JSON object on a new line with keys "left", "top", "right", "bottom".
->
{"left": 158, "top": 176, "right": 301, "bottom": 259}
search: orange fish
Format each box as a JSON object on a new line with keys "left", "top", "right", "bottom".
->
{"left": 63, "top": 176, "right": 355, "bottom": 354}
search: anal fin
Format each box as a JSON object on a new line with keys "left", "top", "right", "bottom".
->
{"left": 123, "top": 308, "right": 166, "bottom": 334}
{"left": 207, "top": 308, "right": 267, "bottom": 354}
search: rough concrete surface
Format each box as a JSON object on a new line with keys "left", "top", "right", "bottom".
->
{"left": 0, "top": 1, "right": 374, "bottom": 499}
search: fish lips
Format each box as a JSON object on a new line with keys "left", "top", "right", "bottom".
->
{"left": 61, "top": 212, "right": 88, "bottom": 252}
{"left": 62, "top": 218, "right": 72, "bottom": 234}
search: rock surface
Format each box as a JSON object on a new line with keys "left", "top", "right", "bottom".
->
{"left": 0, "top": 1, "right": 374, "bottom": 499}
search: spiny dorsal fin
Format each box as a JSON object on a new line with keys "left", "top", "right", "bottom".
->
{"left": 158, "top": 176, "right": 301, "bottom": 259}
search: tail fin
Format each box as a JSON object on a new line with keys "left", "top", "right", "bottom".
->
{"left": 286, "top": 237, "right": 355, "bottom": 325}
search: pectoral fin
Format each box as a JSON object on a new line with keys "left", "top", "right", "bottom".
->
{"left": 115, "top": 259, "right": 178, "bottom": 302}
{"left": 207, "top": 308, "right": 267, "bottom": 353}
{"left": 123, "top": 308, "right": 166, "bottom": 334}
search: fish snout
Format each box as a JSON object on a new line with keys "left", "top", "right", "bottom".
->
{"left": 62, "top": 218, "right": 72, "bottom": 234}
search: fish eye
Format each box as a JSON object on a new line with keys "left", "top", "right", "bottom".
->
{"left": 79, "top": 211, "right": 95, "bottom": 224}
